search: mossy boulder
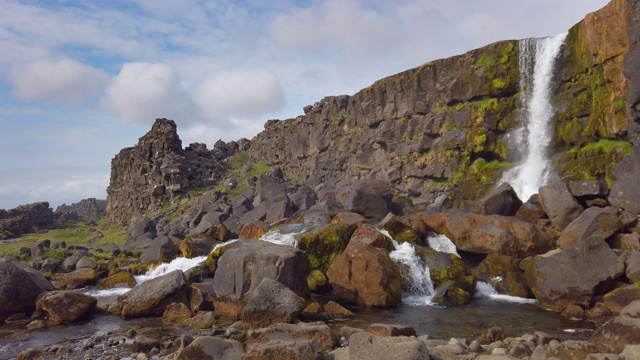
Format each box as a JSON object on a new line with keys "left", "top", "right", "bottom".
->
{"left": 307, "top": 269, "right": 330, "bottom": 293}
{"left": 472, "top": 254, "right": 531, "bottom": 298}
{"left": 297, "top": 224, "right": 352, "bottom": 274}
{"left": 379, "top": 213, "right": 423, "bottom": 246}
{"left": 432, "top": 280, "right": 472, "bottom": 306}
{"left": 424, "top": 252, "right": 476, "bottom": 297}
{"left": 179, "top": 235, "right": 221, "bottom": 258}
{"left": 203, "top": 240, "right": 236, "bottom": 273}
{"left": 97, "top": 271, "right": 137, "bottom": 289}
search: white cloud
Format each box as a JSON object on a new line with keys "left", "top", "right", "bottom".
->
{"left": 8, "top": 59, "right": 108, "bottom": 105}
{"left": 100, "top": 62, "right": 194, "bottom": 124}
{"left": 193, "top": 68, "right": 285, "bottom": 120}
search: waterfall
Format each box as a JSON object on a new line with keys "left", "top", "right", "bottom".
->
{"left": 379, "top": 229, "right": 435, "bottom": 305}
{"left": 502, "top": 32, "right": 568, "bottom": 201}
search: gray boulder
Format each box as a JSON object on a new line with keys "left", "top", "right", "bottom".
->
{"left": 477, "top": 182, "right": 522, "bottom": 216}
{"left": 175, "top": 336, "right": 244, "bottom": 360}
{"left": 118, "top": 270, "right": 189, "bottom": 318}
{"left": 123, "top": 217, "right": 157, "bottom": 251}
{"left": 140, "top": 236, "right": 181, "bottom": 265}
{"left": 522, "top": 238, "right": 624, "bottom": 311}
{"left": 242, "top": 278, "right": 305, "bottom": 327}
{"left": 556, "top": 207, "right": 622, "bottom": 249}
{"left": 626, "top": 251, "right": 640, "bottom": 283}
{"left": 592, "top": 300, "right": 640, "bottom": 352}
{"left": 538, "top": 182, "right": 583, "bottom": 230}
{"left": 335, "top": 179, "right": 392, "bottom": 220}
{"left": 0, "top": 258, "right": 51, "bottom": 319}
{"left": 348, "top": 332, "right": 430, "bottom": 360}
{"left": 568, "top": 180, "right": 609, "bottom": 197}
{"left": 76, "top": 256, "right": 98, "bottom": 270}
{"left": 609, "top": 145, "right": 640, "bottom": 214}
{"left": 212, "top": 240, "right": 309, "bottom": 317}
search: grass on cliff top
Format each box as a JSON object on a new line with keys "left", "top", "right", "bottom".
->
{"left": 0, "top": 218, "right": 127, "bottom": 258}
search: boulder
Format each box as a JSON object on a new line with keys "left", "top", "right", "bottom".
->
{"left": 178, "top": 311, "right": 217, "bottom": 330}
{"left": 123, "top": 217, "right": 157, "bottom": 251}
{"left": 335, "top": 179, "right": 392, "bottom": 220}
{"left": 30, "top": 239, "right": 51, "bottom": 258}
{"left": 289, "top": 185, "right": 317, "bottom": 212}
{"left": 522, "top": 239, "right": 625, "bottom": 311}
{"left": 557, "top": 207, "right": 622, "bottom": 249}
{"left": 423, "top": 212, "right": 555, "bottom": 258}
{"left": 477, "top": 182, "right": 522, "bottom": 216}
{"left": 118, "top": 270, "right": 189, "bottom": 318}
{"left": 515, "top": 194, "right": 547, "bottom": 224}
{"left": 35, "top": 291, "right": 96, "bottom": 324}
{"left": 140, "top": 236, "right": 181, "bottom": 265}
{"left": 162, "top": 302, "right": 193, "bottom": 324}
{"left": 75, "top": 257, "right": 98, "bottom": 270}
{"left": 568, "top": 180, "right": 609, "bottom": 197}
{"left": 603, "top": 285, "right": 640, "bottom": 315}
{"left": 212, "top": 240, "right": 309, "bottom": 317}
{"left": 179, "top": 235, "right": 220, "bottom": 258}
{"left": 592, "top": 300, "right": 640, "bottom": 352}
{"left": 242, "top": 278, "right": 305, "bottom": 327}
{"left": 247, "top": 322, "right": 338, "bottom": 352}
{"left": 366, "top": 323, "right": 417, "bottom": 337}
{"left": 175, "top": 336, "right": 244, "bottom": 360}
{"left": 244, "top": 340, "right": 324, "bottom": 360}
{"left": 626, "top": 251, "right": 640, "bottom": 282}
{"left": 609, "top": 146, "right": 640, "bottom": 215}
{"left": 422, "top": 251, "right": 475, "bottom": 304}
{"left": 0, "top": 259, "right": 51, "bottom": 320}
{"left": 97, "top": 271, "right": 136, "bottom": 289}
{"left": 332, "top": 212, "right": 368, "bottom": 232}
{"left": 297, "top": 200, "right": 344, "bottom": 224}
{"left": 327, "top": 241, "right": 401, "bottom": 307}
{"left": 322, "top": 301, "right": 355, "bottom": 320}
{"left": 51, "top": 268, "right": 98, "bottom": 288}
{"left": 238, "top": 222, "right": 270, "bottom": 239}
{"left": 538, "top": 182, "right": 584, "bottom": 230}
{"left": 380, "top": 213, "right": 422, "bottom": 246}
{"left": 296, "top": 223, "right": 352, "bottom": 273}
{"left": 350, "top": 224, "right": 392, "bottom": 249}
{"left": 348, "top": 332, "right": 429, "bottom": 360}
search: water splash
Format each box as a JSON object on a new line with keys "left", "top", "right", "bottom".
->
{"left": 427, "top": 233, "right": 459, "bottom": 257}
{"left": 379, "top": 229, "right": 435, "bottom": 305}
{"left": 502, "top": 33, "right": 568, "bottom": 200}
{"left": 475, "top": 281, "right": 538, "bottom": 304}
{"left": 259, "top": 223, "right": 323, "bottom": 247}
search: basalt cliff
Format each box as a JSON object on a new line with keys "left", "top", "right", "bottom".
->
{"left": 106, "top": 0, "right": 640, "bottom": 226}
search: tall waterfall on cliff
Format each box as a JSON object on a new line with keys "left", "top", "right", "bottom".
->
{"left": 502, "top": 32, "right": 567, "bottom": 200}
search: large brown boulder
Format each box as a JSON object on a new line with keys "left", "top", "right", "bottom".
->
{"left": 538, "top": 182, "right": 584, "bottom": 231}
{"left": 35, "top": 291, "right": 97, "bottom": 324}
{"left": 350, "top": 224, "right": 393, "bottom": 250}
{"left": 326, "top": 241, "right": 401, "bottom": 307}
{"left": 0, "top": 259, "right": 51, "bottom": 320}
{"left": 423, "top": 212, "right": 556, "bottom": 258}
{"left": 379, "top": 213, "right": 422, "bottom": 246}
{"left": 522, "top": 238, "right": 624, "bottom": 311}
{"left": 212, "top": 240, "right": 309, "bottom": 317}
{"left": 557, "top": 207, "right": 623, "bottom": 249}
{"left": 118, "top": 270, "right": 189, "bottom": 319}
{"left": 50, "top": 267, "right": 99, "bottom": 289}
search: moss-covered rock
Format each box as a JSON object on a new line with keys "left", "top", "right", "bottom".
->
{"left": 307, "top": 269, "right": 330, "bottom": 293}
{"left": 472, "top": 253, "right": 532, "bottom": 298}
{"left": 297, "top": 224, "right": 352, "bottom": 274}
{"left": 97, "top": 271, "right": 137, "bottom": 289}
{"left": 427, "top": 253, "right": 476, "bottom": 296}
{"left": 379, "top": 213, "right": 423, "bottom": 246}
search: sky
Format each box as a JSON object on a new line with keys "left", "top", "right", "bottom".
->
{"left": 0, "top": 0, "right": 610, "bottom": 210}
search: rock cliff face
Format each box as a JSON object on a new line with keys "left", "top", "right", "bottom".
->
{"left": 0, "top": 202, "right": 54, "bottom": 239}
{"left": 106, "top": 119, "right": 245, "bottom": 224}
{"left": 55, "top": 198, "right": 106, "bottom": 224}
{"left": 106, "top": 0, "right": 640, "bottom": 223}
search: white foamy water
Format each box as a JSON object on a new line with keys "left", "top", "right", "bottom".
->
{"left": 88, "top": 239, "right": 239, "bottom": 297}
{"left": 475, "top": 281, "right": 538, "bottom": 304}
{"left": 427, "top": 233, "right": 459, "bottom": 257}
{"left": 502, "top": 33, "right": 568, "bottom": 201}
{"left": 259, "top": 223, "right": 324, "bottom": 247}
{"left": 379, "top": 229, "right": 435, "bottom": 305}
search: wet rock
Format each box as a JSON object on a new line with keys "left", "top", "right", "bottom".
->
{"left": 327, "top": 241, "right": 401, "bottom": 307}
{"left": 380, "top": 213, "right": 422, "bottom": 246}
{"left": 477, "top": 182, "right": 522, "bottom": 216}
{"left": 140, "top": 236, "right": 181, "bottom": 265}
{"left": 349, "top": 332, "right": 429, "bottom": 360}
{"left": 538, "top": 182, "right": 584, "bottom": 230}
{"left": 557, "top": 207, "right": 622, "bottom": 249}
{"left": 51, "top": 268, "right": 99, "bottom": 288}
{"left": 350, "top": 224, "right": 392, "bottom": 249}
{"left": 35, "top": 290, "right": 97, "bottom": 324}
{"left": 424, "top": 212, "right": 555, "bottom": 257}
{"left": 0, "top": 259, "right": 51, "bottom": 320}
{"left": 244, "top": 339, "right": 324, "bottom": 360}
{"left": 118, "top": 270, "right": 189, "bottom": 319}
{"left": 241, "top": 277, "right": 305, "bottom": 327}
{"left": 212, "top": 240, "right": 309, "bottom": 317}
{"left": 472, "top": 254, "right": 531, "bottom": 298}
{"left": 174, "top": 336, "right": 244, "bottom": 360}
{"left": 522, "top": 235, "right": 624, "bottom": 311}
{"left": 247, "top": 322, "right": 338, "bottom": 352}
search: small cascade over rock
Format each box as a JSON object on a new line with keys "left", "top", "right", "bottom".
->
{"left": 475, "top": 281, "right": 538, "bottom": 304}
{"left": 502, "top": 33, "right": 568, "bottom": 200}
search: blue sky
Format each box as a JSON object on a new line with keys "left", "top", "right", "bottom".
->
{"left": 0, "top": 0, "right": 609, "bottom": 210}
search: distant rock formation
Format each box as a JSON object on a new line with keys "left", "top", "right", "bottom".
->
{"left": 0, "top": 202, "right": 54, "bottom": 240}
{"left": 55, "top": 198, "right": 107, "bottom": 224}
{"left": 106, "top": 119, "right": 246, "bottom": 224}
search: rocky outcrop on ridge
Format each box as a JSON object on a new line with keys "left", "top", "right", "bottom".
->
{"left": 106, "top": 119, "right": 248, "bottom": 224}
{"left": 0, "top": 202, "right": 54, "bottom": 240}
{"left": 54, "top": 198, "right": 106, "bottom": 224}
